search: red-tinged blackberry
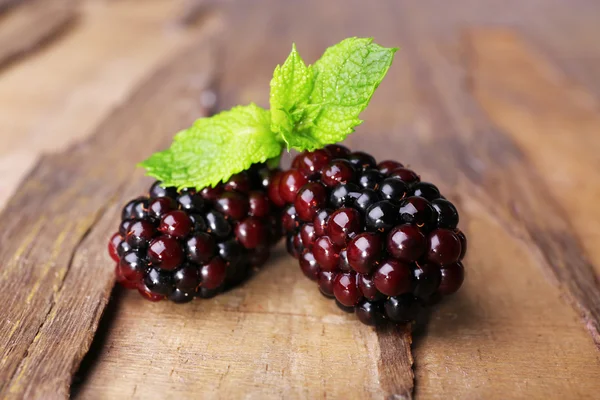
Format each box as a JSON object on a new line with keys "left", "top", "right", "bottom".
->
{"left": 280, "top": 170, "right": 309, "bottom": 203}
{"left": 224, "top": 172, "right": 251, "bottom": 193}
{"left": 109, "top": 166, "right": 281, "bottom": 303}
{"left": 159, "top": 210, "right": 192, "bottom": 239}
{"left": 377, "top": 160, "right": 403, "bottom": 174}
{"left": 235, "top": 217, "right": 267, "bottom": 249}
{"left": 295, "top": 182, "right": 327, "bottom": 222}
{"left": 327, "top": 208, "right": 362, "bottom": 246}
{"left": 295, "top": 149, "right": 332, "bottom": 179}
{"left": 148, "top": 235, "right": 183, "bottom": 271}
{"left": 273, "top": 147, "right": 467, "bottom": 326}
{"left": 426, "top": 229, "right": 462, "bottom": 266}
{"left": 373, "top": 259, "right": 412, "bottom": 296}
{"left": 388, "top": 167, "right": 420, "bottom": 183}
{"left": 358, "top": 274, "right": 385, "bottom": 301}
{"left": 333, "top": 272, "right": 362, "bottom": 307}
{"left": 318, "top": 270, "right": 336, "bottom": 298}
{"left": 300, "top": 250, "right": 320, "bottom": 280}
{"left": 347, "top": 232, "right": 382, "bottom": 274}
{"left": 300, "top": 223, "right": 317, "bottom": 249}
{"left": 438, "top": 261, "right": 464, "bottom": 295}
{"left": 199, "top": 257, "right": 227, "bottom": 289}
{"left": 387, "top": 224, "right": 426, "bottom": 262}
{"left": 108, "top": 233, "right": 122, "bottom": 262}
{"left": 313, "top": 209, "right": 331, "bottom": 236}
{"left": 313, "top": 236, "right": 340, "bottom": 271}
{"left": 456, "top": 229, "right": 467, "bottom": 260}
{"left": 215, "top": 192, "right": 249, "bottom": 220}
{"left": 321, "top": 159, "right": 356, "bottom": 187}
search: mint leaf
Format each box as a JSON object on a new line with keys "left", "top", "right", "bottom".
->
{"left": 274, "top": 38, "right": 397, "bottom": 151}
{"left": 270, "top": 44, "right": 314, "bottom": 146}
{"left": 139, "top": 104, "right": 281, "bottom": 189}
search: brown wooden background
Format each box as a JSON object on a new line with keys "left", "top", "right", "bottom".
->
{"left": 1, "top": 0, "right": 600, "bottom": 398}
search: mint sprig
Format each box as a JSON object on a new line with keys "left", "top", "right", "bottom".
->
{"left": 141, "top": 37, "right": 397, "bottom": 189}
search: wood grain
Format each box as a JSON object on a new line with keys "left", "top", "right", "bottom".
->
{"left": 0, "top": 0, "right": 76, "bottom": 68}
{"left": 0, "top": 30, "right": 217, "bottom": 399}
{"left": 1, "top": 0, "right": 600, "bottom": 399}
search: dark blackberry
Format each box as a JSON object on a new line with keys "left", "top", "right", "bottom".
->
{"left": 144, "top": 267, "right": 174, "bottom": 296}
{"left": 384, "top": 294, "right": 421, "bottom": 323}
{"left": 378, "top": 178, "right": 408, "bottom": 203}
{"left": 169, "top": 288, "right": 195, "bottom": 304}
{"left": 126, "top": 220, "right": 155, "bottom": 249}
{"left": 432, "top": 198, "right": 459, "bottom": 229}
{"left": 411, "top": 182, "right": 440, "bottom": 201}
{"left": 329, "top": 183, "right": 361, "bottom": 208}
{"left": 354, "top": 189, "right": 382, "bottom": 214}
{"left": 365, "top": 200, "right": 398, "bottom": 233}
{"left": 271, "top": 147, "right": 467, "bottom": 325}
{"left": 347, "top": 151, "right": 376, "bottom": 170}
{"left": 355, "top": 300, "right": 385, "bottom": 326}
{"left": 217, "top": 238, "right": 244, "bottom": 264}
{"left": 412, "top": 263, "right": 442, "bottom": 300}
{"left": 110, "top": 167, "right": 280, "bottom": 303}
{"left": 357, "top": 169, "right": 385, "bottom": 190}
{"left": 149, "top": 181, "right": 178, "bottom": 199}
{"left": 205, "top": 210, "right": 231, "bottom": 238}
{"left": 215, "top": 192, "right": 249, "bottom": 220}
{"left": 398, "top": 196, "right": 436, "bottom": 229}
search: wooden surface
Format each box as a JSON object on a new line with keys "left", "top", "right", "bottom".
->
{"left": 1, "top": 0, "right": 600, "bottom": 399}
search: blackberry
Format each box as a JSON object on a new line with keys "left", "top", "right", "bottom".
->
{"left": 269, "top": 147, "right": 467, "bottom": 325}
{"left": 108, "top": 164, "right": 281, "bottom": 302}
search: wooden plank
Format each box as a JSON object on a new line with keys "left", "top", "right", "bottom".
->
{"left": 380, "top": 6, "right": 600, "bottom": 397}
{"left": 1, "top": 0, "right": 600, "bottom": 398}
{"left": 0, "top": 0, "right": 212, "bottom": 209}
{"left": 464, "top": 29, "right": 600, "bottom": 345}
{"left": 0, "top": 31, "right": 218, "bottom": 399}
{"left": 0, "top": 0, "right": 77, "bottom": 68}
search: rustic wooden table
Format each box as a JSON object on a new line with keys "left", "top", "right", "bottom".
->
{"left": 1, "top": 0, "right": 600, "bottom": 398}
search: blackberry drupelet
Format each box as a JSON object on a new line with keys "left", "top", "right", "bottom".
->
{"left": 108, "top": 164, "right": 282, "bottom": 302}
{"left": 268, "top": 145, "right": 467, "bottom": 325}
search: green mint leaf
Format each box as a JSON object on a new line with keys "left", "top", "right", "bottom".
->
{"left": 139, "top": 104, "right": 281, "bottom": 189}
{"left": 274, "top": 37, "right": 397, "bottom": 151}
{"left": 270, "top": 44, "right": 313, "bottom": 120}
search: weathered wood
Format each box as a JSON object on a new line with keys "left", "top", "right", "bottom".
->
{"left": 0, "top": 0, "right": 77, "bottom": 69}
{"left": 0, "top": 29, "right": 218, "bottom": 399}
{"left": 1, "top": 0, "right": 600, "bottom": 398}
